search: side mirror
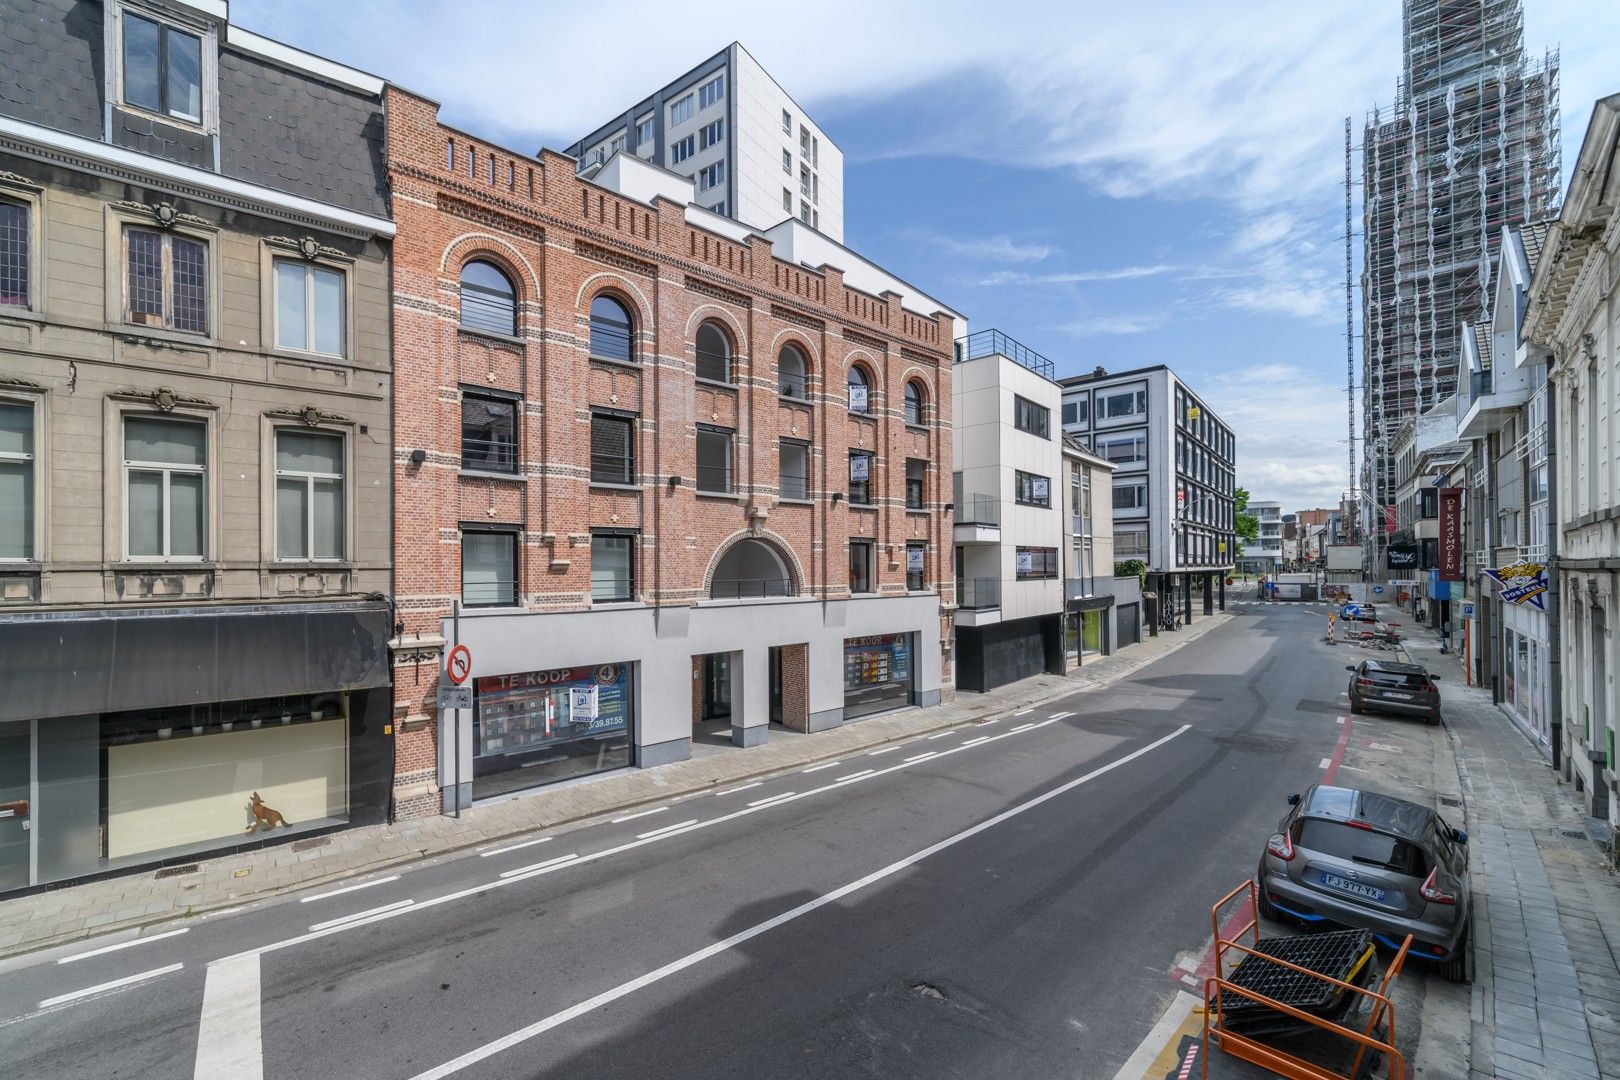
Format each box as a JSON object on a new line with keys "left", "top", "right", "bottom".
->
{"left": 1430, "top": 675, "right": 1441, "bottom": 681}
{"left": 1287, "top": 793, "right": 1301, "bottom": 806}
{"left": 1345, "top": 665, "right": 1356, "bottom": 672}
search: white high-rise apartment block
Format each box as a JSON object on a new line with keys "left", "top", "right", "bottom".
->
{"left": 565, "top": 43, "right": 845, "bottom": 242}
{"left": 1245, "top": 501, "right": 1284, "bottom": 573}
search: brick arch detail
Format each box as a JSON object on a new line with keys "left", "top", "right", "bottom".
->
{"left": 702, "top": 530, "right": 807, "bottom": 598}
{"left": 840, "top": 348, "right": 883, "bottom": 401}
{"left": 440, "top": 234, "right": 539, "bottom": 304}
{"left": 769, "top": 329, "right": 820, "bottom": 380}
{"left": 898, "top": 367, "right": 932, "bottom": 408}
{"left": 575, "top": 273, "right": 654, "bottom": 335}
{"left": 684, "top": 303, "right": 749, "bottom": 354}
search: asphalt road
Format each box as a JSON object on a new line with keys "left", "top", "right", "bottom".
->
{"left": 0, "top": 601, "right": 1437, "bottom": 1079}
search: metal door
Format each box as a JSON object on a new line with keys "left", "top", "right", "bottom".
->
{"left": 0, "top": 721, "right": 30, "bottom": 891}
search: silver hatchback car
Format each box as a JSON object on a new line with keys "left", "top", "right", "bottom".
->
{"left": 1257, "top": 784, "right": 1471, "bottom": 982}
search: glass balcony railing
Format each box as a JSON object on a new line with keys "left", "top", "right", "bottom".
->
{"left": 957, "top": 577, "right": 1001, "bottom": 610}
{"left": 955, "top": 493, "right": 1000, "bottom": 527}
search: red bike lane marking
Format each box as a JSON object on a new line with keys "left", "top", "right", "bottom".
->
{"left": 1322, "top": 715, "right": 1354, "bottom": 785}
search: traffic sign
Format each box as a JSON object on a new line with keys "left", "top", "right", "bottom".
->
{"left": 1372, "top": 585, "right": 1385, "bottom": 595}
{"left": 446, "top": 643, "right": 472, "bottom": 686}
{"left": 438, "top": 685, "right": 472, "bottom": 710}
{"left": 1341, "top": 603, "right": 1363, "bottom": 619}
{"left": 1460, "top": 601, "right": 1476, "bottom": 619}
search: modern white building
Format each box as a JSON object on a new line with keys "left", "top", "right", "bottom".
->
{"left": 1060, "top": 365, "right": 1236, "bottom": 627}
{"left": 1062, "top": 434, "right": 1128, "bottom": 662}
{"left": 952, "top": 331, "right": 1066, "bottom": 690}
{"left": 564, "top": 42, "right": 845, "bottom": 242}
{"left": 1527, "top": 93, "right": 1620, "bottom": 833}
{"left": 1242, "top": 500, "right": 1284, "bottom": 575}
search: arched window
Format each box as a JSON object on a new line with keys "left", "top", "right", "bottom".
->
{"left": 710, "top": 538, "right": 795, "bottom": 599}
{"left": 847, "top": 364, "right": 871, "bottom": 414}
{"left": 904, "top": 380, "right": 925, "bottom": 426}
{"left": 459, "top": 260, "right": 516, "bottom": 335}
{"left": 778, "top": 344, "right": 807, "bottom": 399}
{"left": 695, "top": 321, "right": 732, "bottom": 383}
{"left": 589, "top": 295, "right": 634, "bottom": 363}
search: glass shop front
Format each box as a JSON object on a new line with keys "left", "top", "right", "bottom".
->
{"left": 472, "top": 662, "right": 635, "bottom": 798}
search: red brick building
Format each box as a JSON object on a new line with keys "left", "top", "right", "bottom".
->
{"left": 384, "top": 87, "right": 961, "bottom": 815}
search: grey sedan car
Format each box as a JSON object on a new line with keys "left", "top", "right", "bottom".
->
{"left": 1346, "top": 659, "right": 1441, "bottom": 724}
{"left": 1257, "top": 784, "right": 1471, "bottom": 982}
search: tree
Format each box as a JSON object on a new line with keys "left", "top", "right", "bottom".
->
{"left": 1114, "top": 558, "right": 1147, "bottom": 581}
{"left": 1234, "top": 487, "right": 1259, "bottom": 557}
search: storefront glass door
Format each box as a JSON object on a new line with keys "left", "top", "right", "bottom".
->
{"left": 0, "top": 721, "right": 30, "bottom": 892}
{"left": 703, "top": 654, "right": 732, "bottom": 721}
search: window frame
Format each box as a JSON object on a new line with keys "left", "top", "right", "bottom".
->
{"left": 590, "top": 530, "right": 636, "bottom": 603}
{"left": 848, "top": 539, "right": 874, "bottom": 594}
{"left": 695, "top": 424, "right": 734, "bottom": 495}
{"left": 273, "top": 427, "right": 346, "bottom": 563}
{"left": 0, "top": 191, "right": 35, "bottom": 313}
{"left": 1014, "top": 469, "right": 1051, "bottom": 508}
{"left": 460, "top": 526, "right": 519, "bottom": 609}
{"left": 122, "top": 412, "right": 208, "bottom": 563}
{"left": 906, "top": 542, "right": 926, "bottom": 592}
{"left": 670, "top": 135, "right": 695, "bottom": 165}
{"left": 905, "top": 458, "right": 927, "bottom": 510}
{"left": 778, "top": 344, "right": 808, "bottom": 400}
{"left": 1013, "top": 394, "right": 1050, "bottom": 438}
{"left": 670, "top": 94, "right": 694, "bottom": 125}
{"left": 903, "top": 381, "right": 926, "bottom": 427}
{"left": 782, "top": 109, "right": 792, "bottom": 133}
{"left": 457, "top": 259, "right": 518, "bottom": 337}
{"left": 460, "top": 388, "right": 520, "bottom": 475}
{"left": 1015, "top": 546, "right": 1059, "bottom": 580}
{"left": 694, "top": 321, "right": 734, "bottom": 385}
{"left": 271, "top": 256, "right": 347, "bottom": 358}
{"left": 0, "top": 395, "right": 39, "bottom": 562}
{"left": 779, "top": 438, "right": 810, "bottom": 501}
{"left": 114, "top": 4, "right": 213, "bottom": 130}
{"left": 123, "top": 224, "right": 210, "bottom": 335}
{"left": 698, "top": 73, "right": 726, "bottom": 110}
{"left": 1097, "top": 387, "right": 1147, "bottom": 421}
{"left": 635, "top": 116, "right": 655, "bottom": 147}
{"left": 589, "top": 409, "right": 637, "bottom": 487}
{"left": 697, "top": 160, "right": 726, "bottom": 192}
{"left": 847, "top": 364, "right": 872, "bottom": 415}
{"left": 588, "top": 293, "right": 635, "bottom": 365}
{"left": 699, "top": 118, "right": 725, "bottom": 150}
{"left": 849, "top": 450, "right": 875, "bottom": 506}
{"left": 1113, "top": 479, "right": 1148, "bottom": 512}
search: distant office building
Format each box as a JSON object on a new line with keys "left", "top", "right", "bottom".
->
{"left": 1240, "top": 501, "right": 1283, "bottom": 575}
{"left": 565, "top": 43, "right": 844, "bottom": 242}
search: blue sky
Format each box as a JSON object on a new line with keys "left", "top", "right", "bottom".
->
{"left": 236, "top": 0, "right": 1620, "bottom": 510}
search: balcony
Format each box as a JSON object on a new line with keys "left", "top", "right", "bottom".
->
{"left": 953, "top": 329, "right": 1055, "bottom": 380}
{"left": 1458, "top": 365, "right": 1529, "bottom": 440}
{"left": 954, "top": 493, "right": 1001, "bottom": 544}
{"left": 954, "top": 577, "right": 1002, "bottom": 627}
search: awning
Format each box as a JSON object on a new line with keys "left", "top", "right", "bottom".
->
{"left": 0, "top": 600, "right": 391, "bottom": 722}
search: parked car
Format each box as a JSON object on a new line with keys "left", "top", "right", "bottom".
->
{"left": 1257, "top": 784, "right": 1471, "bottom": 982}
{"left": 1346, "top": 659, "right": 1440, "bottom": 723}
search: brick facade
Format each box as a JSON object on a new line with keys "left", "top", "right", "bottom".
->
{"left": 385, "top": 88, "right": 956, "bottom": 814}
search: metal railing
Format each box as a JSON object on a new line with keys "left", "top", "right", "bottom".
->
{"left": 709, "top": 577, "right": 793, "bottom": 599}
{"left": 779, "top": 470, "right": 809, "bottom": 501}
{"left": 955, "top": 493, "right": 1000, "bottom": 527}
{"left": 462, "top": 437, "right": 516, "bottom": 473}
{"left": 954, "top": 329, "right": 1055, "bottom": 380}
{"left": 957, "top": 577, "right": 1001, "bottom": 609}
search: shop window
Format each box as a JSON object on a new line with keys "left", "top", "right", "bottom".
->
{"left": 472, "top": 662, "right": 633, "bottom": 796}
{"left": 0, "top": 198, "right": 28, "bottom": 309}
{"left": 1016, "top": 546, "right": 1058, "bottom": 579}
{"left": 906, "top": 458, "right": 926, "bottom": 509}
{"left": 125, "top": 227, "right": 208, "bottom": 334}
{"left": 843, "top": 634, "right": 912, "bottom": 720}
{"left": 458, "top": 260, "right": 516, "bottom": 336}
{"left": 124, "top": 415, "right": 205, "bottom": 560}
{"left": 849, "top": 451, "right": 874, "bottom": 506}
{"left": 273, "top": 259, "right": 345, "bottom": 356}
{"left": 0, "top": 401, "right": 34, "bottom": 559}
{"left": 779, "top": 344, "right": 808, "bottom": 399}
{"left": 462, "top": 529, "right": 517, "bottom": 607}
{"left": 848, "top": 539, "right": 873, "bottom": 593}
{"left": 906, "top": 542, "right": 926, "bottom": 591}
{"left": 461, "top": 391, "right": 517, "bottom": 473}
{"left": 1013, "top": 394, "right": 1049, "bottom": 437}
{"left": 121, "top": 9, "right": 203, "bottom": 124}
{"left": 904, "top": 380, "right": 926, "bottom": 426}
{"left": 779, "top": 440, "right": 809, "bottom": 500}
{"left": 695, "top": 321, "right": 733, "bottom": 383}
{"left": 847, "top": 364, "right": 871, "bottom": 414}
{"left": 274, "top": 430, "right": 344, "bottom": 561}
{"left": 588, "top": 295, "right": 634, "bottom": 363}
{"left": 591, "top": 532, "right": 634, "bottom": 602}
{"left": 696, "top": 425, "right": 733, "bottom": 493}
{"left": 590, "top": 411, "right": 635, "bottom": 485}
{"left": 1015, "top": 470, "right": 1051, "bottom": 507}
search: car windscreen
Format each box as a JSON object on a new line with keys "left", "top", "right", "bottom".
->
{"left": 1298, "top": 819, "right": 1429, "bottom": 877}
{"left": 1363, "top": 668, "right": 1429, "bottom": 689}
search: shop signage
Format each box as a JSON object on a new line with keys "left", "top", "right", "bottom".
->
{"left": 446, "top": 643, "right": 472, "bottom": 686}
{"left": 1437, "top": 488, "right": 1463, "bottom": 581}
{"left": 569, "top": 685, "right": 598, "bottom": 720}
{"left": 1032, "top": 477, "right": 1049, "bottom": 503}
{"left": 907, "top": 546, "right": 925, "bottom": 572}
{"left": 1386, "top": 544, "right": 1420, "bottom": 570}
{"left": 438, "top": 685, "right": 472, "bottom": 710}
{"left": 850, "top": 455, "right": 869, "bottom": 482}
{"left": 849, "top": 385, "right": 868, "bottom": 412}
{"left": 1384, "top": 505, "right": 1397, "bottom": 534}
{"left": 1485, "top": 561, "right": 1550, "bottom": 610}
{"left": 1461, "top": 601, "right": 1477, "bottom": 619}
{"left": 1016, "top": 549, "right": 1033, "bottom": 574}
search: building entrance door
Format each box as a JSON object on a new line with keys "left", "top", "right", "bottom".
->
{"left": 0, "top": 721, "right": 30, "bottom": 892}
{"left": 702, "top": 653, "right": 732, "bottom": 721}
{"left": 769, "top": 647, "right": 783, "bottom": 724}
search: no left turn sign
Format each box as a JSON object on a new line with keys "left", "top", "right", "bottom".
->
{"left": 446, "top": 643, "right": 472, "bottom": 686}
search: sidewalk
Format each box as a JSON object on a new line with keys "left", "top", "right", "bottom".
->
{"left": 0, "top": 611, "right": 1233, "bottom": 961}
{"left": 1403, "top": 630, "right": 1620, "bottom": 1080}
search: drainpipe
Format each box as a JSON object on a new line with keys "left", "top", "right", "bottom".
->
{"left": 1547, "top": 383, "right": 1563, "bottom": 774}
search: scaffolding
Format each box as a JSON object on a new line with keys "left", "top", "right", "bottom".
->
{"left": 1359, "top": 0, "right": 1559, "bottom": 540}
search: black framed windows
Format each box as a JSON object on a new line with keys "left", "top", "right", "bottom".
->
{"left": 696, "top": 425, "right": 733, "bottom": 494}
{"left": 1014, "top": 470, "right": 1051, "bottom": 507}
{"left": 848, "top": 540, "right": 873, "bottom": 594}
{"left": 461, "top": 391, "right": 517, "bottom": 473}
{"left": 274, "top": 430, "right": 344, "bottom": 561}
{"left": 124, "top": 415, "right": 205, "bottom": 560}
{"left": 462, "top": 529, "right": 517, "bottom": 607}
{"left": 1062, "top": 397, "right": 1088, "bottom": 426}
{"left": 906, "top": 542, "right": 926, "bottom": 591}
{"left": 0, "top": 401, "right": 34, "bottom": 560}
{"left": 779, "top": 440, "right": 809, "bottom": 501}
{"left": 0, "top": 199, "right": 27, "bottom": 309}
{"left": 590, "top": 411, "right": 635, "bottom": 486}
{"left": 849, "top": 451, "right": 874, "bottom": 506}
{"left": 121, "top": 10, "right": 202, "bottom": 124}
{"left": 1097, "top": 388, "right": 1146, "bottom": 420}
{"left": 126, "top": 227, "right": 207, "bottom": 334}
{"left": 847, "top": 365, "right": 871, "bottom": 414}
{"left": 695, "top": 321, "right": 732, "bottom": 383}
{"left": 589, "top": 295, "right": 634, "bottom": 363}
{"left": 1013, "top": 394, "right": 1049, "bottom": 438}
{"left": 1113, "top": 480, "right": 1147, "bottom": 511}
{"left": 906, "top": 458, "right": 926, "bottom": 510}
{"left": 1016, "top": 546, "right": 1059, "bottom": 580}
{"left": 458, "top": 260, "right": 516, "bottom": 336}
{"left": 778, "top": 344, "right": 808, "bottom": 399}
{"left": 590, "top": 532, "right": 635, "bottom": 603}
{"left": 903, "top": 380, "right": 925, "bottom": 426}
{"left": 274, "top": 260, "right": 345, "bottom": 356}
{"left": 1095, "top": 430, "right": 1147, "bottom": 468}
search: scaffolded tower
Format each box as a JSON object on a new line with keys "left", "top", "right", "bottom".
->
{"left": 1360, "top": 0, "right": 1559, "bottom": 531}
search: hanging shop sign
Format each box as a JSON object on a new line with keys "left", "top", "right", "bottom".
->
{"left": 1386, "top": 544, "right": 1421, "bottom": 570}
{"left": 1437, "top": 488, "right": 1463, "bottom": 581}
{"left": 1485, "top": 561, "right": 1550, "bottom": 610}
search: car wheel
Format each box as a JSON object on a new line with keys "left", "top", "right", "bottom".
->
{"left": 1255, "top": 869, "right": 1281, "bottom": 922}
{"left": 1438, "top": 927, "right": 1472, "bottom": 984}
{"left": 1350, "top": 695, "right": 1365, "bottom": 715}
{"left": 1426, "top": 710, "right": 1441, "bottom": 727}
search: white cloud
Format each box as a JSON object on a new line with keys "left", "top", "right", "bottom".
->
{"left": 979, "top": 264, "right": 1174, "bottom": 287}
{"left": 1056, "top": 313, "right": 1165, "bottom": 336}
{"left": 902, "top": 229, "right": 1057, "bottom": 263}
{"left": 1201, "top": 362, "right": 1355, "bottom": 508}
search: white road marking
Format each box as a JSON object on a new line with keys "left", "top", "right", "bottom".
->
{"left": 1009, "top": 723, "right": 1036, "bottom": 733}
{"left": 747, "top": 791, "right": 796, "bottom": 807}
{"left": 1049, "top": 711, "right": 1075, "bottom": 721}
{"left": 1368, "top": 741, "right": 1402, "bottom": 753}
{"left": 714, "top": 782, "right": 762, "bottom": 796}
{"left": 926, "top": 731, "right": 953, "bottom": 740}
{"left": 801, "top": 760, "right": 843, "bottom": 773}
{"left": 834, "top": 769, "right": 875, "bottom": 783}
{"left": 38, "top": 963, "right": 183, "bottom": 1009}
{"left": 56, "top": 926, "right": 190, "bottom": 964}
{"left": 637, "top": 819, "right": 700, "bottom": 840}
{"left": 610, "top": 806, "right": 668, "bottom": 824}
{"left": 497, "top": 854, "right": 578, "bottom": 880}
{"left": 961, "top": 736, "right": 991, "bottom": 747}
{"left": 403, "top": 724, "right": 1193, "bottom": 1080}
{"left": 1336, "top": 716, "right": 1346, "bottom": 724}
{"left": 478, "top": 836, "right": 552, "bottom": 858}
{"left": 308, "top": 899, "right": 414, "bottom": 933}
{"left": 1013, "top": 708, "right": 1035, "bottom": 717}
{"left": 1319, "top": 757, "right": 1333, "bottom": 770}
{"left": 1110, "top": 990, "right": 1199, "bottom": 1080}
{"left": 300, "top": 875, "right": 402, "bottom": 901}
{"left": 867, "top": 745, "right": 904, "bottom": 756}
{"left": 903, "top": 752, "right": 936, "bottom": 763}
{"left": 193, "top": 954, "right": 262, "bottom": 1080}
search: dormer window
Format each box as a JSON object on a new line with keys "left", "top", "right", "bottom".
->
{"left": 121, "top": 10, "right": 203, "bottom": 124}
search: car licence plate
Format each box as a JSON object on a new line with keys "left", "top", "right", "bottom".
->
{"left": 1320, "top": 872, "right": 1384, "bottom": 901}
{"left": 1384, "top": 692, "right": 1412, "bottom": 701}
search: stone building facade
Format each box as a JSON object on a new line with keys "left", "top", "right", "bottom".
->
{"left": 385, "top": 87, "right": 959, "bottom": 814}
{"left": 0, "top": 0, "right": 394, "bottom": 894}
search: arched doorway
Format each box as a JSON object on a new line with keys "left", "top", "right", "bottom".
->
{"left": 709, "top": 538, "right": 795, "bottom": 599}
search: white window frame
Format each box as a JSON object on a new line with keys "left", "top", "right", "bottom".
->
{"left": 272, "top": 257, "right": 347, "bottom": 358}
{"left": 782, "top": 109, "right": 792, "bottom": 133}
{"left": 700, "top": 119, "right": 725, "bottom": 150}
{"left": 109, "top": 2, "right": 217, "bottom": 133}
{"left": 273, "top": 428, "right": 346, "bottom": 563}
{"left": 670, "top": 94, "right": 694, "bottom": 125}
{"left": 782, "top": 188, "right": 793, "bottom": 213}
{"left": 782, "top": 149, "right": 792, "bottom": 175}
{"left": 698, "top": 73, "right": 725, "bottom": 110}
{"left": 123, "top": 413, "right": 208, "bottom": 562}
{"left": 635, "top": 116, "right": 654, "bottom": 148}
{"left": 0, "top": 395, "right": 40, "bottom": 562}
{"left": 670, "top": 135, "right": 695, "bottom": 165}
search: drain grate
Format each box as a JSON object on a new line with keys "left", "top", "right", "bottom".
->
{"left": 154, "top": 863, "right": 199, "bottom": 880}
{"left": 291, "top": 836, "right": 332, "bottom": 853}
{"left": 1439, "top": 795, "right": 1462, "bottom": 807}
{"left": 1561, "top": 829, "right": 1588, "bottom": 840}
